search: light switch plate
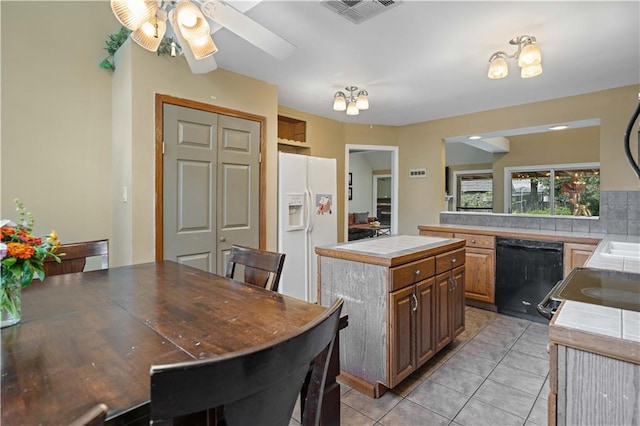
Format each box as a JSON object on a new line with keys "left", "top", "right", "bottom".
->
{"left": 409, "top": 168, "right": 427, "bottom": 178}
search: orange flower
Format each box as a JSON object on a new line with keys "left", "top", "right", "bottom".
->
{"left": 1, "top": 227, "right": 15, "bottom": 240}
{"left": 6, "top": 242, "right": 35, "bottom": 259}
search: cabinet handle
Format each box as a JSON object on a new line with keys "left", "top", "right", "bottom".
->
{"left": 411, "top": 293, "right": 418, "bottom": 312}
{"left": 448, "top": 277, "right": 455, "bottom": 292}
{"left": 471, "top": 239, "right": 476, "bottom": 244}
{"left": 452, "top": 258, "right": 456, "bottom": 263}
{"left": 452, "top": 278, "right": 458, "bottom": 290}
{"left": 414, "top": 269, "right": 420, "bottom": 276}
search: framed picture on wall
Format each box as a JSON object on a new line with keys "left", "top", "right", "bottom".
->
{"left": 348, "top": 172, "right": 352, "bottom": 186}
{"left": 348, "top": 187, "right": 352, "bottom": 200}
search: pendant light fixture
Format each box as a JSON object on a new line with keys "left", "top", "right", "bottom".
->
{"left": 333, "top": 86, "right": 369, "bottom": 116}
{"left": 487, "top": 35, "right": 542, "bottom": 79}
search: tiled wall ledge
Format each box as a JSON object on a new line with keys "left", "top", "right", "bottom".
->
{"left": 440, "top": 190, "right": 640, "bottom": 236}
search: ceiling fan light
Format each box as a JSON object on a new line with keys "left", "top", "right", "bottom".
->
{"left": 333, "top": 92, "right": 347, "bottom": 111}
{"left": 521, "top": 63, "right": 542, "bottom": 78}
{"left": 187, "top": 35, "right": 218, "bottom": 60}
{"left": 346, "top": 101, "right": 359, "bottom": 116}
{"left": 488, "top": 55, "right": 508, "bottom": 79}
{"left": 518, "top": 43, "right": 542, "bottom": 67}
{"left": 176, "top": 1, "right": 211, "bottom": 40}
{"left": 110, "top": 0, "right": 156, "bottom": 31}
{"left": 131, "top": 10, "right": 167, "bottom": 52}
{"left": 356, "top": 91, "right": 369, "bottom": 110}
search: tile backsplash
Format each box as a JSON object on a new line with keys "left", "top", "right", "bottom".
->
{"left": 440, "top": 190, "right": 640, "bottom": 235}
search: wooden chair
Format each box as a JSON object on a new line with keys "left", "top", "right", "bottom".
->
{"left": 149, "top": 298, "right": 344, "bottom": 426}
{"left": 225, "top": 245, "right": 285, "bottom": 292}
{"left": 43, "top": 239, "right": 109, "bottom": 276}
{"left": 69, "top": 403, "right": 108, "bottom": 426}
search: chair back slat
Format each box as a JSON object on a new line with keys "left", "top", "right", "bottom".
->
{"left": 43, "top": 239, "right": 109, "bottom": 276}
{"left": 225, "top": 245, "right": 285, "bottom": 292}
{"left": 150, "top": 299, "right": 343, "bottom": 426}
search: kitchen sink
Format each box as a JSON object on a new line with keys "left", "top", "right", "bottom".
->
{"left": 601, "top": 241, "right": 640, "bottom": 258}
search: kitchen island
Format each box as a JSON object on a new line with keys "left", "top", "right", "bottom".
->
{"left": 316, "top": 235, "right": 466, "bottom": 397}
{"left": 547, "top": 234, "right": 640, "bottom": 426}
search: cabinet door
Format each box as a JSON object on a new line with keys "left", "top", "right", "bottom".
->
{"left": 451, "top": 266, "right": 466, "bottom": 337}
{"left": 563, "top": 243, "right": 597, "bottom": 277}
{"left": 389, "top": 285, "right": 415, "bottom": 386}
{"left": 416, "top": 278, "right": 436, "bottom": 366}
{"left": 435, "top": 272, "right": 452, "bottom": 352}
{"left": 464, "top": 247, "right": 495, "bottom": 303}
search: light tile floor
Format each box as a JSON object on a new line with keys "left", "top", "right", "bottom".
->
{"left": 292, "top": 306, "right": 550, "bottom": 426}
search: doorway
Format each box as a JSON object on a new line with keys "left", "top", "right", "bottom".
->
{"left": 154, "top": 94, "right": 267, "bottom": 274}
{"left": 345, "top": 144, "right": 399, "bottom": 240}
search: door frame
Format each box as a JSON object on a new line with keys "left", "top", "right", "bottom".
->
{"left": 154, "top": 93, "right": 267, "bottom": 261}
{"left": 345, "top": 144, "right": 399, "bottom": 239}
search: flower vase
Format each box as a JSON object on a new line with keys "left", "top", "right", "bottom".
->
{"left": 1, "top": 276, "right": 22, "bottom": 328}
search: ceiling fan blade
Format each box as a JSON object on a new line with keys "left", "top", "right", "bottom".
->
{"left": 168, "top": 9, "right": 218, "bottom": 74}
{"left": 199, "top": 0, "right": 296, "bottom": 60}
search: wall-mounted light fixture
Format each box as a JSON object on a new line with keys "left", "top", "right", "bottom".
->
{"left": 333, "top": 86, "right": 369, "bottom": 116}
{"left": 488, "top": 35, "right": 542, "bottom": 79}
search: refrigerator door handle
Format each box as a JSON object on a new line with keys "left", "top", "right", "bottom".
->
{"left": 306, "top": 189, "right": 315, "bottom": 232}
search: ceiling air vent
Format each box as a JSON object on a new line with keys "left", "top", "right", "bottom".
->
{"left": 322, "top": 0, "right": 402, "bottom": 24}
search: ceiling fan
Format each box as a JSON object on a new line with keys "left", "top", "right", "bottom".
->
{"left": 110, "top": 0, "right": 296, "bottom": 74}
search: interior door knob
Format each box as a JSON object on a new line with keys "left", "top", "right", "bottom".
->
{"left": 219, "top": 237, "right": 226, "bottom": 242}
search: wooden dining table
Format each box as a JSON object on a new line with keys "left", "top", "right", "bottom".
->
{"left": 1, "top": 261, "right": 346, "bottom": 425}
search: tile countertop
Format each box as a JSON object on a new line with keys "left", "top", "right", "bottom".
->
{"left": 552, "top": 233, "right": 640, "bottom": 363}
{"left": 586, "top": 233, "right": 640, "bottom": 274}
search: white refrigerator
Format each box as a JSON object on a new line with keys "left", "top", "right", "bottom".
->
{"left": 278, "top": 152, "right": 337, "bottom": 303}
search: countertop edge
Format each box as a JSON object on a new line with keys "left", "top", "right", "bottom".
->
{"left": 550, "top": 301, "right": 640, "bottom": 365}
{"left": 316, "top": 237, "right": 465, "bottom": 267}
{"left": 417, "top": 224, "right": 604, "bottom": 245}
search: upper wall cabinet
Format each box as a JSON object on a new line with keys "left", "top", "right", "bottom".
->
{"left": 278, "top": 115, "right": 310, "bottom": 154}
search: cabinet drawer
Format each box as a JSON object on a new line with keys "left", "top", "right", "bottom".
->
{"left": 435, "top": 249, "right": 465, "bottom": 274}
{"left": 455, "top": 233, "right": 495, "bottom": 249}
{"left": 419, "top": 230, "right": 454, "bottom": 239}
{"left": 390, "top": 257, "right": 435, "bottom": 292}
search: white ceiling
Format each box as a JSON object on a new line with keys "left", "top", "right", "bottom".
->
{"left": 207, "top": 0, "right": 639, "bottom": 127}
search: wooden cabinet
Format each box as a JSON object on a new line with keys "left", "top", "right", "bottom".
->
{"left": 389, "top": 277, "right": 435, "bottom": 385}
{"left": 434, "top": 249, "right": 465, "bottom": 351}
{"left": 421, "top": 229, "right": 494, "bottom": 305}
{"left": 550, "top": 334, "right": 640, "bottom": 425}
{"left": 317, "top": 236, "right": 466, "bottom": 397}
{"left": 277, "top": 115, "right": 310, "bottom": 154}
{"left": 563, "top": 243, "right": 596, "bottom": 277}
{"left": 464, "top": 247, "right": 495, "bottom": 303}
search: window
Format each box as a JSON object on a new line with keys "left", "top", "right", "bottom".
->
{"left": 455, "top": 171, "right": 493, "bottom": 212}
{"left": 505, "top": 163, "right": 600, "bottom": 216}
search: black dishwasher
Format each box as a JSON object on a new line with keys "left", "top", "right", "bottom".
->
{"left": 495, "top": 237, "right": 563, "bottom": 323}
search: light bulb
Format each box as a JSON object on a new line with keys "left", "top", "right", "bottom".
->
{"left": 356, "top": 91, "right": 369, "bottom": 110}
{"left": 346, "top": 101, "right": 359, "bottom": 116}
{"left": 488, "top": 55, "right": 508, "bottom": 79}
{"left": 518, "top": 43, "right": 542, "bottom": 67}
{"left": 110, "top": 0, "right": 156, "bottom": 30}
{"left": 187, "top": 35, "right": 218, "bottom": 60}
{"left": 333, "top": 93, "right": 347, "bottom": 111}
{"left": 176, "top": 1, "right": 211, "bottom": 40}
{"left": 521, "top": 64, "right": 542, "bottom": 78}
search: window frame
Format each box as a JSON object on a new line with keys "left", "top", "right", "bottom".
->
{"left": 453, "top": 169, "right": 494, "bottom": 212}
{"left": 503, "top": 162, "right": 600, "bottom": 216}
